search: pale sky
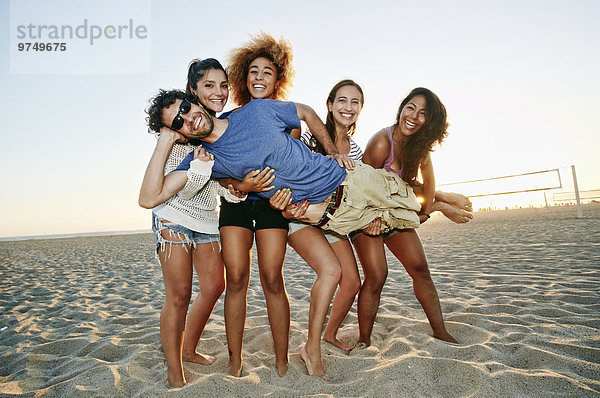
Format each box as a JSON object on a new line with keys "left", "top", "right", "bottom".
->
{"left": 1, "top": 0, "right": 599, "bottom": 238}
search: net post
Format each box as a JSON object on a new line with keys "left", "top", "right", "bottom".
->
{"left": 571, "top": 165, "right": 583, "bottom": 218}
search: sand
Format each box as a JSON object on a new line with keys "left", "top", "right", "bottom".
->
{"left": 1, "top": 204, "right": 599, "bottom": 397}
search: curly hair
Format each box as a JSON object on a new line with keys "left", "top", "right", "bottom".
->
{"left": 393, "top": 87, "right": 448, "bottom": 185}
{"left": 227, "top": 32, "right": 295, "bottom": 106}
{"left": 311, "top": 79, "right": 364, "bottom": 156}
{"left": 146, "top": 89, "right": 198, "bottom": 133}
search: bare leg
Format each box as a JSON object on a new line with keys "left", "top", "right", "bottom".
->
{"left": 157, "top": 237, "right": 194, "bottom": 387}
{"left": 352, "top": 233, "right": 387, "bottom": 347}
{"left": 182, "top": 241, "right": 225, "bottom": 365}
{"left": 413, "top": 186, "right": 473, "bottom": 223}
{"left": 323, "top": 238, "right": 361, "bottom": 351}
{"left": 289, "top": 226, "right": 341, "bottom": 378}
{"left": 255, "top": 229, "right": 290, "bottom": 377}
{"left": 435, "top": 191, "right": 472, "bottom": 211}
{"left": 432, "top": 201, "right": 473, "bottom": 223}
{"left": 221, "top": 226, "right": 253, "bottom": 377}
{"left": 385, "top": 230, "right": 458, "bottom": 343}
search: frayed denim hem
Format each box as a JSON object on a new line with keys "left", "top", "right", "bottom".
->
{"left": 152, "top": 214, "right": 220, "bottom": 259}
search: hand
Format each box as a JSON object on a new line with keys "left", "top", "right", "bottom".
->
{"left": 282, "top": 199, "right": 310, "bottom": 221}
{"left": 363, "top": 217, "right": 383, "bottom": 236}
{"left": 228, "top": 184, "right": 246, "bottom": 198}
{"left": 269, "top": 188, "right": 292, "bottom": 211}
{"left": 240, "top": 167, "right": 276, "bottom": 192}
{"left": 419, "top": 214, "right": 430, "bottom": 224}
{"left": 269, "top": 190, "right": 310, "bottom": 220}
{"left": 193, "top": 146, "right": 214, "bottom": 162}
{"left": 328, "top": 153, "right": 354, "bottom": 170}
{"left": 159, "top": 126, "right": 188, "bottom": 144}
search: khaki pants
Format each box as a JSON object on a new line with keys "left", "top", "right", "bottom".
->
{"left": 321, "top": 161, "right": 421, "bottom": 236}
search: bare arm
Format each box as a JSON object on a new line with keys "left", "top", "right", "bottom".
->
{"left": 269, "top": 189, "right": 310, "bottom": 220}
{"left": 360, "top": 129, "right": 394, "bottom": 235}
{"left": 294, "top": 103, "right": 336, "bottom": 153}
{"left": 289, "top": 127, "right": 301, "bottom": 139}
{"left": 362, "top": 129, "right": 391, "bottom": 169}
{"left": 138, "top": 130, "right": 190, "bottom": 209}
{"left": 418, "top": 153, "right": 435, "bottom": 221}
{"left": 294, "top": 102, "right": 354, "bottom": 169}
{"left": 217, "top": 167, "right": 275, "bottom": 193}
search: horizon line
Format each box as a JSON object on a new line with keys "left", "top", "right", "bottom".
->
{"left": 0, "top": 229, "right": 151, "bottom": 242}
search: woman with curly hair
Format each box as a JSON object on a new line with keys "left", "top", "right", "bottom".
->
{"left": 222, "top": 32, "right": 361, "bottom": 379}
{"left": 352, "top": 87, "right": 459, "bottom": 346}
{"left": 226, "top": 32, "right": 295, "bottom": 107}
{"left": 218, "top": 32, "right": 298, "bottom": 378}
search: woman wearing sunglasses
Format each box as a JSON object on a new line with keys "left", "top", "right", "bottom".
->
{"left": 139, "top": 58, "right": 271, "bottom": 387}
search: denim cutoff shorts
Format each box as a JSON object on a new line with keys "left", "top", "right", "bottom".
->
{"left": 349, "top": 228, "right": 400, "bottom": 242}
{"left": 288, "top": 220, "right": 348, "bottom": 243}
{"left": 152, "top": 214, "right": 220, "bottom": 254}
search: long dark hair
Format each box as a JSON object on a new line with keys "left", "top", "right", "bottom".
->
{"left": 186, "top": 58, "right": 227, "bottom": 116}
{"left": 394, "top": 87, "right": 448, "bottom": 185}
{"left": 312, "top": 79, "right": 364, "bottom": 155}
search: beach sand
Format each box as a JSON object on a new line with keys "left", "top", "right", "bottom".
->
{"left": 1, "top": 204, "right": 599, "bottom": 397}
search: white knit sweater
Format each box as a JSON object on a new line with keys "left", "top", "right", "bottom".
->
{"left": 152, "top": 143, "right": 244, "bottom": 234}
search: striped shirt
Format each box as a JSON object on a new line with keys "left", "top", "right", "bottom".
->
{"left": 300, "top": 129, "right": 363, "bottom": 161}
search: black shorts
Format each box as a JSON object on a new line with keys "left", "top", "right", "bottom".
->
{"left": 219, "top": 197, "right": 289, "bottom": 231}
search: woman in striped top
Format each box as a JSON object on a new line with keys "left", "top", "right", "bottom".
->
{"left": 280, "top": 80, "right": 369, "bottom": 355}
{"left": 274, "top": 83, "right": 471, "bottom": 353}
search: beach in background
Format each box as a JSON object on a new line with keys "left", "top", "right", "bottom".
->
{"left": 1, "top": 204, "right": 599, "bottom": 397}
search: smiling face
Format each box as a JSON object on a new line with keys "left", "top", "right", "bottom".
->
{"left": 161, "top": 99, "right": 215, "bottom": 139}
{"left": 327, "top": 85, "right": 363, "bottom": 131}
{"left": 192, "top": 68, "right": 229, "bottom": 113}
{"left": 398, "top": 94, "right": 427, "bottom": 137}
{"left": 246, "top": 56, "right": 278, "bottom": 100}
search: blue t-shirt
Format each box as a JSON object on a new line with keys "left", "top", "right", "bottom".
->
{"left": 218, "top": 107, "right": 263, "bottom": 200}
{"left": 176, "top": 99, "right": 346, "bottom": 204}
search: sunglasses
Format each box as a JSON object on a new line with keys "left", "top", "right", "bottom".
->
{"left": 170, "top": 99, "right": 191, "bottom": 131}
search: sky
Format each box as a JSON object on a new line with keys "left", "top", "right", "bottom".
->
{"left": 1, "top": 0, "right": 599, "bottom": 238}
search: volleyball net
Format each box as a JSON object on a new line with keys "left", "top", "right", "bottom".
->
{"left": 553, "top": 189, "right": 600, "bottom": 202}
{"left": 437, "top": 168, "right": 562, "bottom": 198}
{"left": 437, "top": 165, "right": 594, "bottom": 215}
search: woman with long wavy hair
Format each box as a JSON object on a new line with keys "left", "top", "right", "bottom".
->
{"left": 352, "top": 87, "right": 459, "bottom": 346}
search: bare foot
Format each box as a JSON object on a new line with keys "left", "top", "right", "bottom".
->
{"left": 276, "top": 359, "right": 289, "bottom": 377}
{"left": 323, "top": 335, "right": 356, "bottom": 352}
{"left": 433, "top": 330, "right": 459, "bottom": 344}
{"left": 355, "top": 336, "right": 371, "bottom": 349}
{"left": 436, "top": 202, "right": 473, "bottom": 224}
{"left": 182, "top": 351, "right": 216, "bottom": 365}
{"left": 438, "top": 191, "right": 472, "bottom": 211}
{"left": 300, "top": 345, "right": 327, "bottom": 380}
{"left": 167, "top": 370, "right": 186, "bottom": 388}
{"left": 227, "top": 359, "right": 242, "bottom": 377}
{"left": 354, "top": 342, "right": 367, "bottom": 350}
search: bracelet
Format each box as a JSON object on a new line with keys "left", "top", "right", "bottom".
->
{"left": 419, "top": 211, "right": 430, "bottom": 219}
